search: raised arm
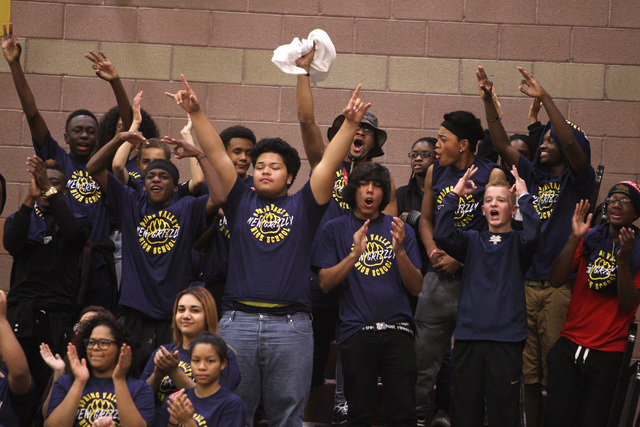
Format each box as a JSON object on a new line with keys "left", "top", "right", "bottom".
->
{"left": 112, "top": 344, "right": 148, "bottom": 427}
{"left": 2, "top": 24, "right": 49, "bottom": 148}
{"left": 44, "top": 344, "right": 89, "bottom": 427}
{"left": 295, "top": 45, "right": 325, "bottom": 169}
{"left": 166, "top": 75, "right": 237, "bottom": 195}
{"left": 87, "top": 131, "right": 147, "bottom": 193}
{"left": 616, "top": 227, "right": 640, "bottom": 311}
{"left": 0, "top": 290, "right": 31, "bottom": 396}
{"left": 550, "top": 200, "right": 591, "bottom": 287}
{"left": 181, "top": 115, "right": 206, "bottom": 195}
{"left": 163, "top": 136, "right": 226, "bottom": 217}
{"left": 85, "top": 50, "right": 132, "bottom": 132}
{"left": 310, "top": 85, "right": 370, "bottom": 205}
{"left": 112, "top": 91, "right": 144, "bottom": 185}
{"left": 477, "top": 66, "right": 520, "bottom": 167}
{"left": 518, "top": 67, "right": 586, "bottom": 174}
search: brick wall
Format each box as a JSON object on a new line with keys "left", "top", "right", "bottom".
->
{"left": 1, "top": 0, "right": 640, "bottom": 291}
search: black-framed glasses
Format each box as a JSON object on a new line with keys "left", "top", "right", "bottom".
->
{"left": 605, "top": 197, "right": 633, "bottom": 207}
{"left": 84, "top": 338, "right": 117, "bottom": 350}
{"left": 408, "top": 151, "right": 433, "bottom": 159}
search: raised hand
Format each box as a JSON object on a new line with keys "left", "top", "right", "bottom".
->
{"left": 352, "top": 219, "right": 369, "bottom": 259}
{"left": 295, "top": 43, "right": 316, "bottom": 73}
{"left": 518, "top": 67, "right": 548, "bottom": 99}
{"left": 131, "top": 91, "right": 143, "bottom": 128}
{"left": 26, "top": 156, "right": 52, "bottom": 193}
{"left": 528, "top": 97, "right": 542, "bottom": 124}
{"left": 342, "top": 84, "right": 371, "bottom": 125}
{"left": 391, "top": 217, "right": 407, "bottom": 254}
{"left": 2, "top": 23, "right": 21, "bottom": 64}
{"left": 510, "top": 166, "right": 528, "bottom": 197}
{"left": 40, "top": 343, "right": 66, "bottom": 374}
{"left": 570, "top": 200, "right": 592, "bottom": 239}
{"left": 153, "top": 346, "right": 180, "bottom": 375}
{"left": 618, "top": 227, "right": 636, "bottom": 261}
{"left": 117, "top": 131, "right": 147, "bottom": 151}
{"left": 165, "top": 74, "right": 201, "bottom": 114}
{"left": 476, "top": 66, "right": 493, "bottom": 101}
{"left": 162, "top": 136, "right": 203, "bottom": 160}
{"left": 67, "top": 343, "right": 90, "bottom": 382}
{"left": 112, "top": 344, "right": 131, "bottom": 381}
{"left": 85, "top": 51, "right": 119, "bottom": 82}
{"left": 452, "top": 165, "right": 478, "bottom": 197}
{"left": 180, "top": 114, "right": 193, "bottom": 138}
{"left": 167, "top": 389, "right": 195, "bottom": 424}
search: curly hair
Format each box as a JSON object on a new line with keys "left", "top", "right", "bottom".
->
{"left": 71, "top": 313, "right": 138, "bottom": 378}
{"left": 250, "top": 138, "right": 301, "bottom": 188}
{"left": 341, "top": 162, "right": 391, "bottom": 212}
{"left": 97, "top": 106, "right": 159, "bottom": 149}
{"left": 172, "top": 287, "right": 219, "bottom": 349}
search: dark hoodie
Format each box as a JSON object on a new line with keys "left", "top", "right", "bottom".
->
{"left": 516, "top": 120, "right": 596, "bottom": 281}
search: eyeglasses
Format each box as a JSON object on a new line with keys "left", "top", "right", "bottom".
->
{"left": 605, "top": 197, "right": 633, "bottom": 207}
{"left": 356, "top": 127, "right": 374, "bottom": 136}
{"left": 84, "top": 339, "right": 117, "bottom": 350}
{"left": 408, "top": 151, "right": 434, "bottom": 159}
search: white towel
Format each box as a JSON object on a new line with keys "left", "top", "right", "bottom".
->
{"left": 271, "top": 29, "right": 336, "bottom": 83}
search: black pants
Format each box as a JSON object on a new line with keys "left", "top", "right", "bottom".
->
{"left": 118, "top": 306, "right": 172, "bottom": 375}
{"left": 545, "top": 336, "right": 622, "bottom": 427}
{"left": 453, "top": 340, "right": 523, "bottom": 427}
{"left": 340, "top": 329, "right": 417, "bottom": 426}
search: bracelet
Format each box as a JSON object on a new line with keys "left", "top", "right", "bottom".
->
{"left": 168, "top": 421, "right": 179, "bottom": 426}
{"left": 305, "top": 72, "right": 310, "bottom": 76}
{"left": 196, "top": 154, "right": 206, "bottom": 162}
{"left": 429, "top": 248, "right": 439, "bottom": 261}
{"left": 487, "top": 116, "right": 500, "bottom": 122}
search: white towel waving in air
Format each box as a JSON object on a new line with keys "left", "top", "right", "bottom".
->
{"left": 271, "top": 29, "right": 336, "bottom": 83}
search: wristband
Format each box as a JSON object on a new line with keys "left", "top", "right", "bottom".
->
{"left": 168, "top": 421, "right": 179, "bottom": 426}
{"left": 305, "top": 72, "right": 310, "bottom": 76}
{"left": 196, "top": 154, "right": 206, "bottom": 162}
{"left": 429, "top": 248, "right": 439, "bottom": 261}
{"left": 487, "top": 116, "right": 500, "bottom": 123}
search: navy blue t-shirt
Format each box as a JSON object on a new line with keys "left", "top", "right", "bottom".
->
{"left": 434, "top": 192, "right": 541, "bottom": 342}
{"left": 34, "top": 132, "right": 112, "bottom": 243}
{"left": 47, "top": 375, "right": 154, "bottom": 426}
{"left": 517, "top": 154, "right": 595, "bottom": 281}
{"left": 158, "top": 386, "right": 245, "bottom": 427}
{"left": 105, "top": 173, "right": 210, "bottom": 320}
{"left": 222, "top": 177, "right": 327, "bottom": 313}
{"left": 141, "top": 343, "right": 241, "bottom": 422}
{"left": 312, "top": 213, "right": 422, "bottom": 342}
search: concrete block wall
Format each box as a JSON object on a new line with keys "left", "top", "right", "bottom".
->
{"left": 1, "top": 0, "right": 639, "bottom": 290}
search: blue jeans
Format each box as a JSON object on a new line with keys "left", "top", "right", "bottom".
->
{"left": 219, "top": 310, "right": 313, "bottom": 427}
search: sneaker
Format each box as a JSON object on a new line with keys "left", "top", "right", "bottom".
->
{"left": 431, "top": 410, "right": 451, "bottom": 427}
{"left": 332, "top": 402, "right": 348, "bottom": 425}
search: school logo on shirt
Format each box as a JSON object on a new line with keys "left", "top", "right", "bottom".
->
{"left": 354, "top": 233, "right": 395, "bottom": 277}
{"left": 533, "top": 182, "right": 560, "bottom": 220}
{"left": 67, "top": 170, "right": 101, "bottom": 204}
{"left": 332, "top": 170, "right": 351, "bottom": 210}
{"left": 587, "top": 249, "right": 618, "bottom": 293}
{"left": 436, "top": 186, "right": 479, "bottom": 227}
{"left": 219, "top": 215, "right": 231, "bottom": 239}
{"left": 34, "top": 203, "right": 44, "bottom": 218}
{"left": 247, "top": 204, "right": 294, "bottom": 243}
{"left": 137, "top": 211, "right": 181, "bottom": 254}
{"left": 129, "top": 170, "right": 141, "bottom": 180}
{"left": 76, "top": 391, "right": 119, "bottom": 426}
{"left": 192, "top": 413, "right": 208, "bottom": 426}
{"left": 157, "top": 360, "right": 192, "bottom": 402}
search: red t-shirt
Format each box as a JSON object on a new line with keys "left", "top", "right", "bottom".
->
{"left": 561, "top": 238, "right": 640, "bottom": 352}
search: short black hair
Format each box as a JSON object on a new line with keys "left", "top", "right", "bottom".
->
{"left": 65, "top": 109, "right": 98, "bottom": 133}
{"left": 97, "top": 106, "right": 159, "bottom": 149}
{"left": 341, "top": 162, "right": 391, "bottom": 212}
{"left": 441, "top": 111, "right": 484, "bottom": 152}
{"left": 412, "top": 137, "right": 437, "bottom": 150}
{"left": 220, "top": 125, "right": 257, "bottom": 148}
{"left": 44, "top": 159, "right": 66, "bottom": 178}
{"left": 189, "top": 332, "right": 229, "bottom": 363}
{"left": 71, "top": 313, "right": 139, "bottom": 378}
{"left": 250, "top": 138, "right": 301, "bottom": 187}
{"left": 138, "top": 138, "right": 171, "bottom": 161}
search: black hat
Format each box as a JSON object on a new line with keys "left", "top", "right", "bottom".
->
{"left": 144, "top": 159, "right": 179, "bottom": 186}
{"left": 327, "top": 111, "right": 387, "bottom": 159}
{"left": 608, "top": 181, "right": 640, "bottom": 216}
